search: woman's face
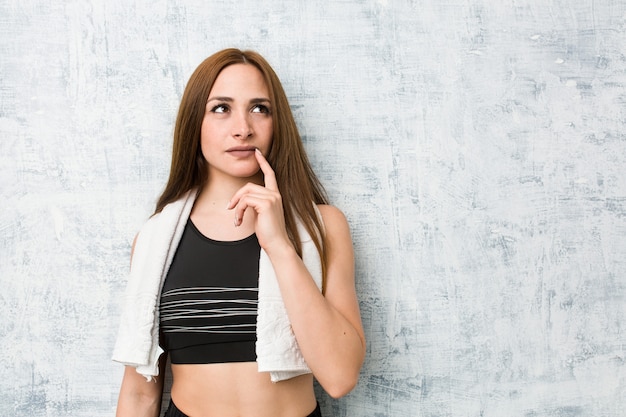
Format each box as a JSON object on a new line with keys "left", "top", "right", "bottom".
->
{"left": 200, "top": 63, "right": 273, "bottom": 182}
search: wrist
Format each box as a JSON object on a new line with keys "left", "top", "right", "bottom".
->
{"left": 263, "top": 237, "right": 297, "bottom": 260}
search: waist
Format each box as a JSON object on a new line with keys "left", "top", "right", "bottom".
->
{"left": 170, "top": 362, "right": 317, "bottom": 417}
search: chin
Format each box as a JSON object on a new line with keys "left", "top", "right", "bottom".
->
{"left": 233, "top": 168, "right": 262, "bottom": 179}
{"left": 210, "top": 163, "right": 261, "bottom": 181}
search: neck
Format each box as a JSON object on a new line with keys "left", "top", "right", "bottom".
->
{"left": 196, "top": 171, "right": 264, "bottom": 208}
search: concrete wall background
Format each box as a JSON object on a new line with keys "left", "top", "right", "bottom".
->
{"left": 1, "top": 0, "right": 625, "bottom": 416}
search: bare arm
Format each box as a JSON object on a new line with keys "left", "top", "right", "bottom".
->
{"left": 228, "top": 150, "right": 365, "bottom": 398}
{"left": 115, "top": 355, "right": 166, "bottom": 417}
{"left": 268, "top": 205, "right": 365, "bottom": 398}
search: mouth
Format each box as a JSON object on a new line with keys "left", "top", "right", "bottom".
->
{"left": 226, "top": 146, "right": 257, "bottom": 157}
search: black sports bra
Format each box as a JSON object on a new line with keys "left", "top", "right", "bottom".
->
{"left": 159, "top": 219, "right": 260, "bottom": 364}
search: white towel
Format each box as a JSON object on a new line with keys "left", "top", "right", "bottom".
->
{"left": 256, "top": 215, "right": 323, "bottom": 381}
{"left": 112, "top": 189, "right": 323, "bottom": 382}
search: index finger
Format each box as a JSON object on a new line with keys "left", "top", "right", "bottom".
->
{"left": 255, "top": 148, "right": 278, "bottom": 190}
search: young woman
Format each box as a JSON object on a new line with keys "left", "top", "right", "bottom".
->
{"left": 113, "top": 48, "right": 365, "bottom": 417}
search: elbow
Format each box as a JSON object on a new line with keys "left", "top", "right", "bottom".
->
{"left": 317, "top": 334, "right": 366, "bottom": 398}
{"left": 117, "top": 366, "right": 163, "bottom": 416}
{"left": 320, "top": 365, "right": 362, "bottom": 399}
{"left": 116, "top": 390, "right": 161, "bottom": 417}
{"left": 324, "top": 341, "right": 365, "bottom": 398}
{"left": 325, "top": 377, "right": 359, "bottom": 399}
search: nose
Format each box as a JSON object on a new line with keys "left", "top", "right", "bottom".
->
{"left": 232, "top": 110, "right": 253, "bottom": 140}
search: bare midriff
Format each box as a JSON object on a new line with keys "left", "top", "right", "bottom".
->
{"left": 170, "top": 362, "right": 317, "bottom": 417}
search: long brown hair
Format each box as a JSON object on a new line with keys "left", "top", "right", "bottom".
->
{"left": 155, "top": 48, "right": 329, "bottom": 288}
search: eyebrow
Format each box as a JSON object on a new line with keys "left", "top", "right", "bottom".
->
{"left": 207, "top": 96, "right": 271, "bottom": 104}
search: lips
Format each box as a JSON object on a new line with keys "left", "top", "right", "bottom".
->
{"left": 227, "top": 146, "right": 256, "bottom": 152}
{"left": 226, "top": 146, "right": 256, "bottom": 157}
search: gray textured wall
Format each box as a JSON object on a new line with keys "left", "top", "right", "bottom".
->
{"left": 1, "top": 1, "right": 625, "bottom": 416}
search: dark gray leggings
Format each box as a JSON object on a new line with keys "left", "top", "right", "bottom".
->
{"left": 163, "top": 400, "right": 322, "bottom": 417}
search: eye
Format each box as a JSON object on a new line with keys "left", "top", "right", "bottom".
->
{"left": 251, "top": 104, "right": 271, "bottom": 114}
{"left": 210, "top": 104, "right": 229, "bottom": 114}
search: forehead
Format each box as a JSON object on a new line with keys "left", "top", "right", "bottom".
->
{"left": 209, "top": 64, "right": 269, "bottom": 97}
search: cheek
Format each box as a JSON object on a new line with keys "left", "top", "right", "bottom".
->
{"left": 199, "top": 123, "right": 217, "bottom": 156}
{"left": 259, "top": 118, "right": 273, "bottom": 138}
{"left": 200, "top": 119, "right": 219, "bottom": 143}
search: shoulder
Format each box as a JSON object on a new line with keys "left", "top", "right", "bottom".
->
{"left": 315, "top": 204, "right": 352, "bottom": 243}
{"left": 316, "top": 204, "right": 349, "bottom": 227}
{"left": 130, "top": 190, "right": 196, "bottom": 261}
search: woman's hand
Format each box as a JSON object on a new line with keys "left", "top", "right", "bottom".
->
{"left": 226, "top": 149, "right": 291, "bottom": 253}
